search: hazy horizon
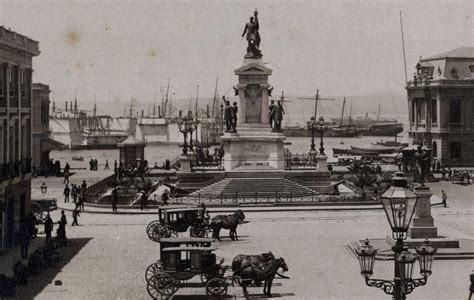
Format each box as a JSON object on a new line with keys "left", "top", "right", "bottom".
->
{"left": 1, "top": 0, "right": 472, "bottom": 115}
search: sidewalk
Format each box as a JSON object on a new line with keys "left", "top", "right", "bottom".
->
{"left": 0, "top": 236, "right": 46, "bottom": 277}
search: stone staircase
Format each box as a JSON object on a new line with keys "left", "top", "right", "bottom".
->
{"left": 190, "top": 177, "right": 315, "bottom": 197}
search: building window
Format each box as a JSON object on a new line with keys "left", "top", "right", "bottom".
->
{"left": 431, "top": 99, "right": 437, "bottom": 125}
{"left": 20, "top": 69, "right": 26, "bottom": 98}
{"left": 449, "top": 142, "right": 462, "bottom": 160}
{"left": 450, "top": 99, "right": 462, "bottom": 124}
{"left": 410, "top": 100, "right": 415, "bottom": 124}
{"left": 416, "top": 99, "right": 425, "bottom": 124}
{"left": 0, "top": 64, "right": 4, "bottom": 97}
{"left": 469, "top": 65, "right": 474, "bottom": 73}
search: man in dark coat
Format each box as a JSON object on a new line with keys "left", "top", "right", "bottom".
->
{"left": 72, "top": 208, "right": 80, "bottom": 226}
{"left": 44, "top": 213, "right": 54, "bottom": 245}
{"left": 19, "top": 219, "right": 30, "bottom": 259}
{"left": 112, "top": 187, "right": 118, "bottom": 213}
{"left": 63, "top": 184, "right": 70, "bottom": 203}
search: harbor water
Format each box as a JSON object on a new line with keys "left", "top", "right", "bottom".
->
{"left": 50, "top": 133, "right": 410, "bottom": 169}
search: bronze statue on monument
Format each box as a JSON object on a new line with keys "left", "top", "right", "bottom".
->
{"left": 241, "top": 9, "right": 262, "bottom": 58}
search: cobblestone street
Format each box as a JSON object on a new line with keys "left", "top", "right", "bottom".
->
{"left": 15, "top": 193, "right": 473, "bottom": 299}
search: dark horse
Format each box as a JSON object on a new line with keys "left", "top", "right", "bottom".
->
{"left": 211, "top": 209, "right": 245, "bottom": 241}
{"left": 232, "top": 252, "right": 289, "bottom": 298}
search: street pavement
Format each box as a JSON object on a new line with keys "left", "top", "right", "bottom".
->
{"left": 13, "top": 171, "right": 472, "bottom": 299}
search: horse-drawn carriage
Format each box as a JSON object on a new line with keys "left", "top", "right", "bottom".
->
{"left": 145, "top": 236, "right": 290, "bottom": 299}
{"left": 145, "top": 236, "right": 229, "bottom": 298}
{"left": 30, "top": 197, "right": 57, "bottom": 224}
{"left": 146, "top": 205, "right": 247, "bottom": 242}
{"left": 146, "top": 206, "right": 209, "bottom": 242}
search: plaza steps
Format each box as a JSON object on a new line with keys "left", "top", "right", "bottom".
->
{"left": 190, "top": 177, "right": 315, "bottom": 197}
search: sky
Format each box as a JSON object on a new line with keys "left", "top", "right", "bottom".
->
{"left": 1, "top": 0, "right": 472, "bottom": 115}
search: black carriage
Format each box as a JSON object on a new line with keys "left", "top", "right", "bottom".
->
{"left": 145, "top": 240, "right": 228, "bottom": 298}
{"left": 146, "top": 206, "right": 209, "bottom": 242}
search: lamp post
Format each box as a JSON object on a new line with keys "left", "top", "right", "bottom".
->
{"left": 307, "top": 116, "right": 317, "bottom": 154}
{"left": 177, "top": 118, "right": 188, "bottom": 155}
{"left": 40, "top": 182, "right": 48, "bottom": 195}
{"left": 315, "top": 116, "right": 328, "bottom": 156}
{"left": 355, "top": 172, "right": 436, "bottom": 300}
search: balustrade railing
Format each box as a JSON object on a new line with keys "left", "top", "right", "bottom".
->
{"left": 170, "top": 191, "right": 367, "bottom": 206}
{"left": 284, "top": 153, "right": 318, "bottom": 170}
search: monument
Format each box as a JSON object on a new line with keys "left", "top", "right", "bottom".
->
{"left": 221, "top": 9, "right": 286, "bottom": 171}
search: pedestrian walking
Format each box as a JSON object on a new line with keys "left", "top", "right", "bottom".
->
{"left": 140, "top": 190, "right": 147, "bottom": 211}
{"left": 105, "top": 159, "right": 110, "bottom": 170}
{"left": 442, "top": 190, "right": 447, "bottom": 208}
{"left": 112, "top": 187, "right": 118, "bottom": 213}
{"left": 63, "top": 184, "right": 70, "bottom": 203}
{"left": 57, "top": 211, "right": 68, "bottom": 247}
{"left": 19, "top": 219, "right": 30, "bottom": 259}
{"left": 161, "top": 189, "right": 170, "bottom": 206}
{"left": 81, "top": 180, "right": 87, "bottom": 191}
{"left": 26, "top": 212, "right": 37, "bottom": 239}
{"left": 63, "top": 169, "right": 70, "bottom": 185}
{"left": 71, "top": 184, "right": 77, "bottom": 203}
{"left": 72, "top": 208, "right": 80, "bottom": 226}
{"left": 44, "top": 213, "right": 54, "bottom": 245}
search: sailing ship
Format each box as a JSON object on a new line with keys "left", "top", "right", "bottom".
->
{"left": 326, "top": 97, "right": 360, "bottom": 137}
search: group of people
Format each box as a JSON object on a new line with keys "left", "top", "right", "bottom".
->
{"left": 194, "top": 145, "right": 224, "bottom": 166}
{"left": 269, "top": 100, "right": 284, "bottom": 132}
{"left": 18, "top": 213, "right": 38, "bottom": 259}
{"left": 89, "top": 159, "right": 99, "bottom": 171}
{"left": 224, "top": 98, "right": 238, "bottom": 133}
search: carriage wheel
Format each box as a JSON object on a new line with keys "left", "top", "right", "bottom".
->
{"left": 31, "top": 202, "right": 45, "bottom": 224}
{"left": 145, "top": 261, "right": 163, "bottom": 281}
{"left": 146, "top": 221, "right": 174, "bottom": 242}
{"left": 206, "top": 278, "right": 228, "bottom": 296}
{"left": 147, "top": 273, "right": 179, "bottom": 299}
{"left": 190, "top": 224, "right": 207, "bottom": 238}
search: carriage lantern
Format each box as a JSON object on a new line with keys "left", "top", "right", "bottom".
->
{"left": 355, "top": 239, "right": 377, "bottom": 278}
{"left": 380, "top": 172, "right": 417, "bottom": 240}
{"left": 40, "top": 182, "right": 48, "bottom": 195}
{"left": 395, "top": 245, "right": 417, "bottom": 281}
{"left": 415, "top": 239, "right": 436, "bottom": 277}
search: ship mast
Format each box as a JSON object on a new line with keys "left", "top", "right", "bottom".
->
{"left": 164, "top": 78, "right": 170, "bottom": 118}
{"left": 377, "top": 103, "right": 381, "bottom": 121}
{"left": 195, "top": 84, "right": 199, "bottom": 118}
{"left": 340, "top": 97, "right": 346, "bottom": 127}
{"left": 211, "top": 75, "right": 218, "bottom": 118}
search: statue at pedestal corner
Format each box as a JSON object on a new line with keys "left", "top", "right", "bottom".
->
{"left": 415, "top": 145, "right": 429, "bottom": 186}
{"left": 272, "top": 101, "right": 284, "bottom": 132}
{"left": 241, "top": 9, "right": 262, "bottom": 59}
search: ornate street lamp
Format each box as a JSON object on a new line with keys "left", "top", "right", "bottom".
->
{"left": 315, "top": 116, "right": 328, "bottom": 156}
{"left": 355, "top": 172, "right": 436, "bottom": 300}
{"left": 306, "top": 117, "right": 317, "bottom": 154}
{"left": 177, "top": 118, "right": 188, "bottom": 155}
{"left": 40, "top": 182, "right": 48, "bottom": 195}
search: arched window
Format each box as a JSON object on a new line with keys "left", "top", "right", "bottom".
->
{"left": 432, "top": 141, "right": 437, "bottom": 158}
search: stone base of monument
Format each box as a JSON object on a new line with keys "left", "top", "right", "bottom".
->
{"left": 221, "top": 125, "right": 286, "bottom": 171}
{"left": 387, "top": 236, "right": 460, "bottom": 249}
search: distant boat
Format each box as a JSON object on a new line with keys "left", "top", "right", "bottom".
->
{"left": 72, "top": 155, "right": 84, "bottom": 161}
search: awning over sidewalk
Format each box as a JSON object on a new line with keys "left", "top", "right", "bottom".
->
{"left": 43, "top": 137, "right": 68, "bottom": 151}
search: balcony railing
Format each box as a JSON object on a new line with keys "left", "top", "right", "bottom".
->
{"left": 0, "top": 159, "right": 32, "bottom": 181}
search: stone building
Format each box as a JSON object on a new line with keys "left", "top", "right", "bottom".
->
{"left": 407, "top": 47, "right": 474, "bottom": 167}
{"left": 0, "top": 27, "right": 40, "bottom": 248}
{"left": 32, "top": 83, "right": 64, "bottom": 174}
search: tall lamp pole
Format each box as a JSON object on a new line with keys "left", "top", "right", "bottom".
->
{"left": 307, "top": 117, "right": 317, "bottom": 154}
{"left": 355, "top": 172, "right": 436, "bottom": 300}
{"left": 315, "top": 116, "right": 328, "bottom": 156}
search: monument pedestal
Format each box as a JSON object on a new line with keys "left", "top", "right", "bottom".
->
{"left": 316, "top": 155, "right": 328, "bottom": 171}
{"left": 408, "top": 185, "right": 438, "bottom": 239}
{"left": 178, "top": 155, "right": 192, "bottom": 172}
{"left": 222, "top": 125, "right": 285, "bottom": 171}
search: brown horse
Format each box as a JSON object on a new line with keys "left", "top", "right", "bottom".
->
{"left": 211, "top": 209, "right": 245, "bottom": 241}
{"left": 232, "top": 252, "right": 289, "bottom": 297}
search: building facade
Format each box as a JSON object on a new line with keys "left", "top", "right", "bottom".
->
{"left": 0, "top": 27, "right": 40, "bottom": 249}
{"left": 407, "top": 47, "right": 474, "bottom": 167}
